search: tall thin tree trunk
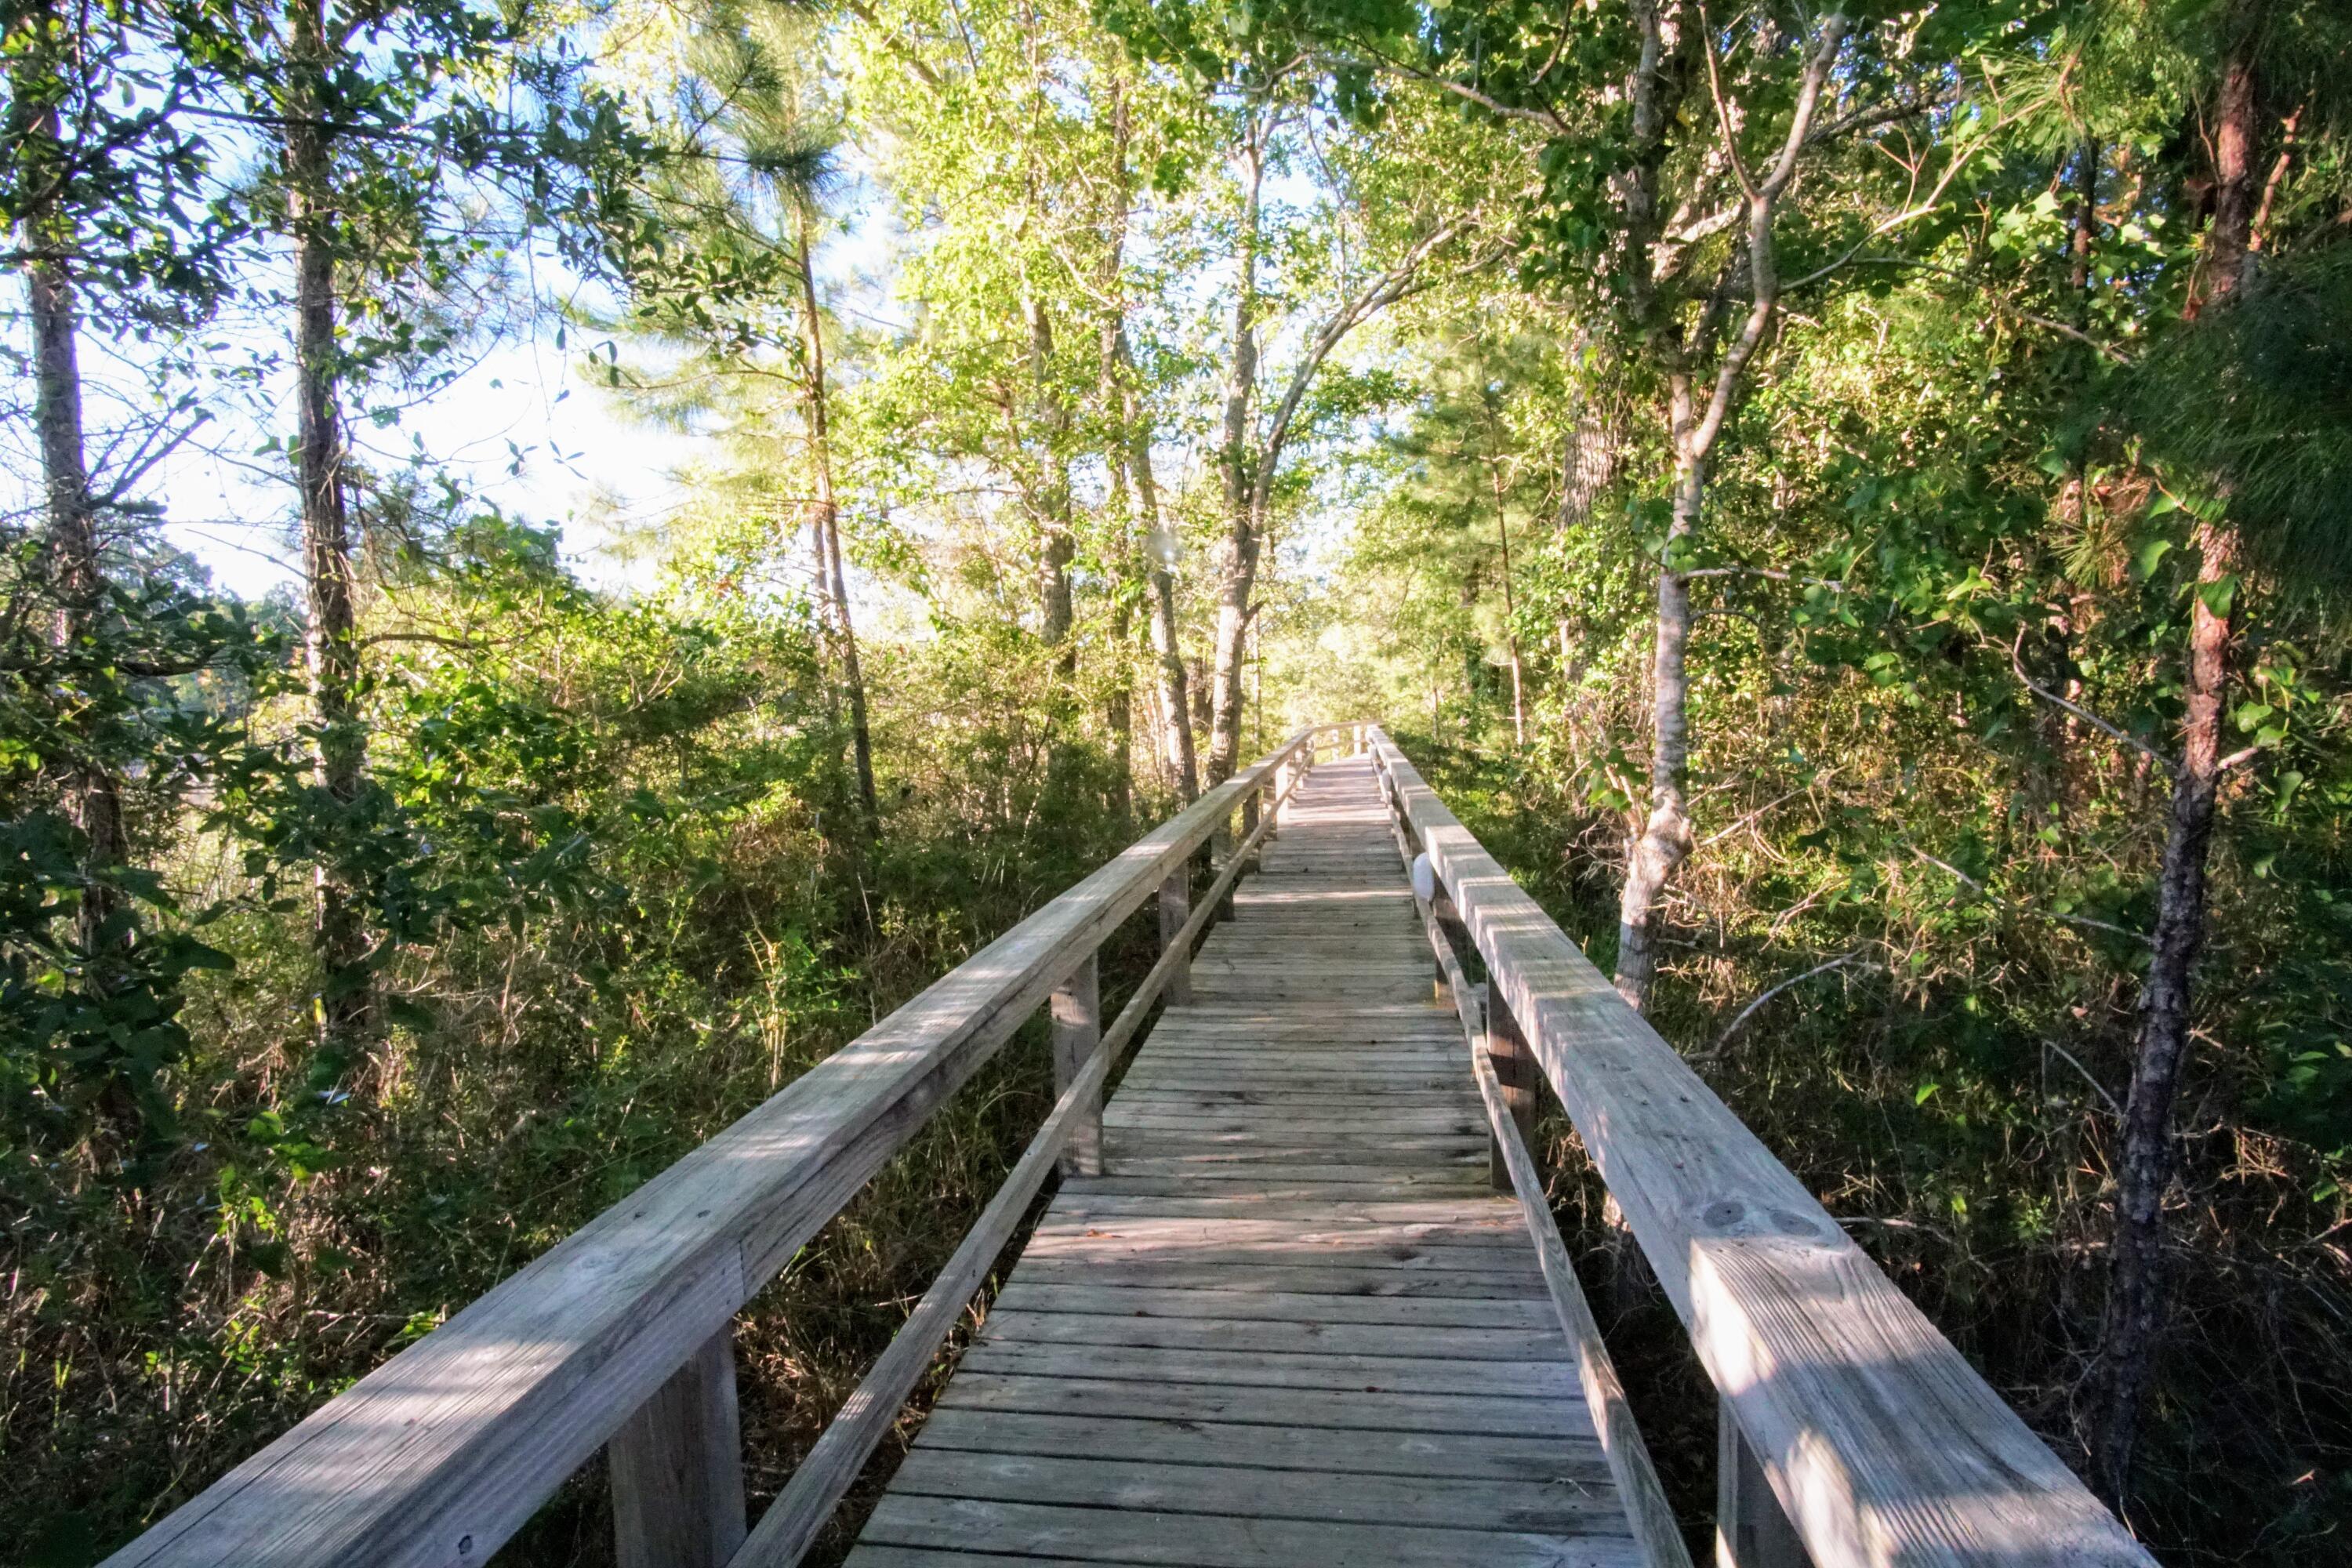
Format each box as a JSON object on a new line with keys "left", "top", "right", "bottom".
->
{"left": 1118, "top": 322, "right": 1194, "bottom": 802}
{"left": 1608, "top": 12, "right": 1842, "bottom": 1014}
{"left": 1097, "top": 81, "right": 1138, "bottom": 824}
{"left": 285, "top": 0, "right": 370, "bottom": 1062}
{"left": 16, "top": 59, "right": 128, "bottom": 974}
{"left": 1493, "top": 467, "right": 1525, "bottom": 749}
{"left": 2070, "top": 139, "right": 2100, "bottom": 299}
{"left": 1560, "top": 333, "right": 1617, "bottom": 531}
{"left": 795, "top": 203, "right": 878, "bottom": 833}
{"left": 1204, "top": 122, "right": 1265, "bottom": 789}
{"left": 1613, "top": 375, "right": 1700, "bottom": 1011}
{"left": 2098, "top": 0, "right": 2264, "bottom": 1502}
{"left": 1025, "top": 294, "right": 1076, "bottom": 668}
{"left": 1148, "top": 534, "right": 1197, "bottom": 802}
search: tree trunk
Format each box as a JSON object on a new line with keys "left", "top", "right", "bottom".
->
{"left": 2099, "top": 526, "right": 2236, "bottom": 1505}
{"left": 795, "top": 203, "right": 878, "bottom": 833}
{"left": 1560, "top": 336, "right": 1617, "bottom": 531}
{"left": 1025, "top": 294, "right": 1076, "bottom": 668}
{"left": 16, "top": 64, "right": 129, "bottom": 975}
{"left": 2069, "top": 138, "right": 2100, "bottom": 302}
{"left": 1613, "top": 376, "right": 1700, "bottom": 1012}
{"left": 285, "top": 0, "right": 371, "bottom": 1063}
{"left": 2098, "top": 0, "right": 2264, "bottom": 1502}
{"left": 1117, "top": 324, "right": 1195, "bottom": 803}
{"left": 1493, "top": 468, "right": 1526, "bottom": 749}
{"left": 1607, "top": 13, "right": 1842, "bottom": 1014}
{"left": 1096, "top": 82, "right": 1138, "bottom": 824}
{"left": 1149, "top": 557, "right": 1197, "bottom": 802}
{"left": 1203, "top": 124, "right": 1265, "bottom": 789}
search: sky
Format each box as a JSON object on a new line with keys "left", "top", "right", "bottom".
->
{"left": 13, "top": 116, "right": 1355, "bottom": 616}
{"left": 134, "top": 158, "right": 907, "bottom": 604}
{"left": 150, "top": 325, "right": 701, "bottom": 601}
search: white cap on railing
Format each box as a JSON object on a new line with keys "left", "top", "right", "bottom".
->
{"left": 1410, "top": 851, "right": 1436, "bottom": 904}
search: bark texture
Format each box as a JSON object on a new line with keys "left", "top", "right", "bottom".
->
{"left": 285, "top": 0, "right": 371, "bottom": 1059}
{"left": 1203, "top": 120, "right": 1265, "bottom": 789}
{"left": 796, "top": 204, "right": 878, "bottom": 833}
{"left": 2097, "top": 0, "right": 2265, "bottom": 1502}
{"left": 16, "top": 47, "right": 129, "bottom": 971}
{"left": 1025, "top": 293, "right": 1076, "bottom": 668}
{"left": 1610, "top": 10, "right": 1846, "bottom": 1013}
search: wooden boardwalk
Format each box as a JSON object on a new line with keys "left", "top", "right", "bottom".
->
{"left": 845, "top": 757, "right": 1643, "bottom": 1567}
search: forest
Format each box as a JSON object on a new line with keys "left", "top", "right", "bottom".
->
{"left": 2, "top": 0, "right": 2348, "bottom": 1559}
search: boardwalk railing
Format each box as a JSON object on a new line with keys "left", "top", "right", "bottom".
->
{"left": 107, "top": 721, "right": 2155, "bottom": 1568}
{"left": 1363, "top": 726, "right": 2154, "bottom": 1568}
{"left": 103, "top": 728, "right": 1336, "bottom": 1568}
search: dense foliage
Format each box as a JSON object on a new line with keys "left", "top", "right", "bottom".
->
{"left": 3, "top": 0, "right": 2347, "bottom": 1561}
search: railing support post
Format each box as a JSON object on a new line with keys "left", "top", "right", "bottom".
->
{"left": 1158, "top": 870, "right": 1192, "bottom": 1007}
{"left": 609, "top": 1328, "right": 746, "bottom": 1568}
{"left": 1240, "top": 786, "right": 1261, "bottom": 872}
{"left": 1484, "top": 984, "right": 1537, "bottom": 1193}
{"left": 1051, "top": 953, "right": 1103, "bottom": 1178}
{"left": 1716, "top": 1398, "right": 1811, "bottom": 1568}
{"left": 1211, "top": 810, "right": 1237, "bottom": 919}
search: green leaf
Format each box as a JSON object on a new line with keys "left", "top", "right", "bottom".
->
{"left": 1915, "top": 1081, "right": 1941, "bottom": 1105}
{"left": 2132, "top": 536, "right": 2173, "bottom": 581}
{"left": 2196, "top": 574, "right": 2239, "bottom": 620}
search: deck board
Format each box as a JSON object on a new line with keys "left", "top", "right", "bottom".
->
{"left": 841, "top": 757, "right": 1641, "bottom": 1566}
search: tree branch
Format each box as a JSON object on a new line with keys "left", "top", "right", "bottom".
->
{"left": 1697, "top": 952, "right": 1882, "bottom": 1058}
{"left": 1903, "top": 840, "right": 2151, "bottom": 947}
{"left": 2000, "top": 629, "right": 2178, "bottom": 779}
{"left": 1252, "top": 218, "right": 1473, "bottom": 511}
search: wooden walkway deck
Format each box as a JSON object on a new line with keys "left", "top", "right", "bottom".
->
{"left": 845, "top": 757, "right": 1643, "bottom": 1567}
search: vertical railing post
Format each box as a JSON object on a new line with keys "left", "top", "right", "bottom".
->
{"left": 1211, "top": 803, "right": 1237, "bottom": 920}
{"left": 1483, "top": 983, "right": 1537, "bottom": 1193}
{"left": 1240, "top": 785, "right": 1261, "bottom": 872}
{"left": 609, "top": 1329, "right": 746, "bottom": 1568}
{"left": 1158, "top": 869, "right": 1192, "bottom": 1007}
{"left": 1717, "top": 1400, "right": 1811, "bottom": 1568}
{"left": 1050, "top": 953, "right": 1103, "bottom": 1178}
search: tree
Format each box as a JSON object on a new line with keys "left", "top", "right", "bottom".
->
{"left": 2, "top": 0, "right": 267, "bottom": 1146}
{"left": 2092, "top": 0, "right": 2352, "bottom": 1504}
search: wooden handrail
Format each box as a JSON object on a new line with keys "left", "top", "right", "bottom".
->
{"left": 1407, "top": 857, "right": 1692, "bottom": 1568}
{"left": 1365, "top": 728, "right": 2153, "bottom": 1568}
{"left": 103, "top": 727, "right": 1341, "bottom": 1568}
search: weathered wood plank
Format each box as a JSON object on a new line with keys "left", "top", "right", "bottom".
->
{"left": 1071, "top": 1160, "right": 1487, "bottom": 1186}
{"left": 852, "top": 1496, "right": 1643, "bottom": 1568}
{"left": 929, "top": 1371, "right": 1596, "bottom": 1439}
{"left": 608, "top": 1329, "right": 746, "bottom": 1568}
{"left": 1027, "top": 1214, "right": 1522, "bottom": 1248}
{"left": 1048, "top": 953, "right": 1101, "bottom": 1179}
{"left": 973, "top": 1307, "right": 1569, "bottom": 1361}
{"left": 985, "top": 1277, "right": 1556, "bottom": 1326}
{"left": 884, "top": 1448, "right": 1630, "bottom": 1533}
{"left": 909, "top": 1406, "right": 1602, "bottom": 1480}
{"left": 1058, "top": 1173, "right": 1491, "bottom": 1200}
{"left": 1719, "top": 1397, "right": 1813, "bottom": 1568}
{"left": 956, "top": 1341, "right": 1579, "bottom": 1398}
{"left": 1044, "top": 1193, "right": 1517, "bottom": 1222}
